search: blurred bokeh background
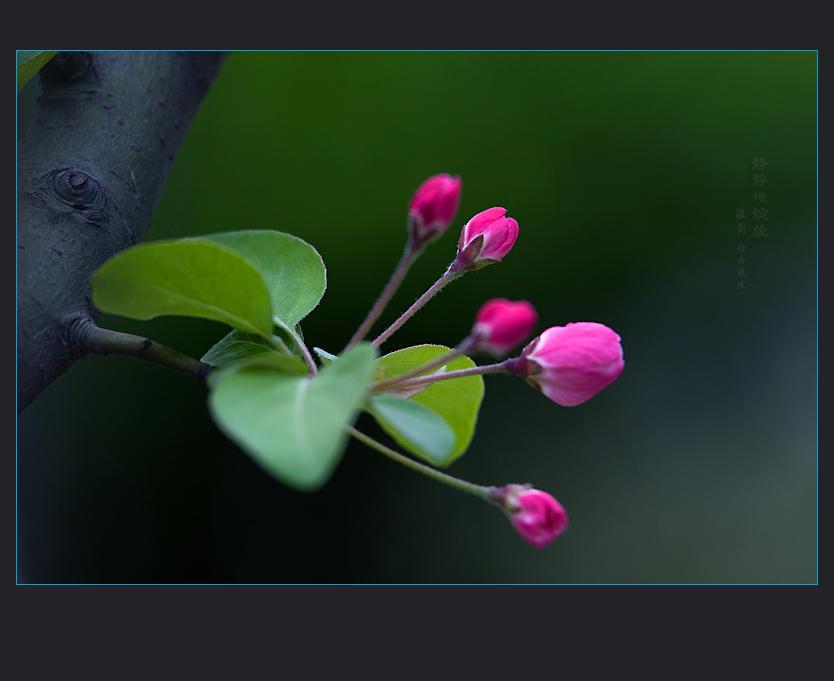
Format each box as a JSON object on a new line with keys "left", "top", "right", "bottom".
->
{"left": 17, "top": 51, "right": 817, "bottom": 583}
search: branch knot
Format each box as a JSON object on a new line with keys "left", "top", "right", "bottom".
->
{"left": 45, "top": 168, "right": 106, "bottom": 212}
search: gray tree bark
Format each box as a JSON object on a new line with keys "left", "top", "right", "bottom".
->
{"left": 17, "top": 51, "right": 227, "bottom": 412}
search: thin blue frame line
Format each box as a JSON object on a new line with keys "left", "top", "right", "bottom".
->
{"left": 16, "top": 53, "right": 20, "bottom": 586}
{"left": 815, "top": 50, "right": 819, "bottom": 585}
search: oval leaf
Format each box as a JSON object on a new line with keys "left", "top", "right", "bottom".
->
{"left": 91, "top": 240, "right": 274, "bottom": 337}
{"left": 209, "top": 343, "right": 377, "bottom": 491}
{"left": 367, "top": 394, "right": 456, "bottom": 465}
{"left": 374, "top": 345, "right": 485, "bottom": 465}
{"left": 204, "top": 230, "right": 326, "bottom": 327}
{"left": 313, "top": 347, "right": 338, "bottom": 365}
{"left": 202, "top": 330, "right": 308, "bottom": 390}
{"left": 202, "top": 329, "right": 297, "bottom": 368}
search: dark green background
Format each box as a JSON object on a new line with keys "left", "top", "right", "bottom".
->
{"left": 18, "top": 51, "right": 817, "bottom": 583}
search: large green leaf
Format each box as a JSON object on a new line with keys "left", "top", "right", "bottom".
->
{"left": 204, "top": 230, "right": 326, "bottom": 327}
{"left": 209, "top": 343, "right": 377, "bottom": 491}
{"left": 374, "top": 345, "right": 485, "bottom": 465}
{"left": 91, "top": 239, "right": 274, "bottom": 338}
{"left": 367, "top": 394, "right": 455, "bottom": 466}
{"left": 17, "top": 51, "right": 57, "bottom": 91}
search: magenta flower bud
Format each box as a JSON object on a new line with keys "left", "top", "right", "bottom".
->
{"left": 456, "top": 207, "right": 519, "bottom": 269}
{"left": 500, "top": 485, "right": 568, "bottom": 548}
{"left": 472, "top": 298, "right": 538, "bottom": 356}
{"left": 520, "top": 322, "right": 624, "bottom": 407}
{"left": 408, "top": 173, "right": 462, "bottom": 245}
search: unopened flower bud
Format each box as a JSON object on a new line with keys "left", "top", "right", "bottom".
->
{"left": 408, "top": 174, "right": 462, "bottom": 245}
{"left": 472, "top": 298, "right": 538, "bottom": 356}
{"left": 499, "top": 485, "right": 568, "bottom": 548}
{"left": 519, "top": 322, "right": 624, "bottom": 407}
{"left": 455, "top": 207, "right": 518, "bottom": 270}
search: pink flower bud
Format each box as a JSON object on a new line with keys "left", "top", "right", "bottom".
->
{"left": 472, "top": 298, "right": 538, "bottom": 356}
{"left": 456, "top": 207, "right": 519, "bottom": 269}
{"left": 500, "top": 485, "right": 568, "bottom": 548}
{"left": 408, "top": 174, "right": 462, "bottom": 244}
{"left": 520, "top": 322, "right": 624, "bottom": 407}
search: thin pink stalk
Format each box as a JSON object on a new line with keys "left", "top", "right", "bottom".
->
{"left": 346, "top": 240, "right": 419, "bottom": 351}
{"left": 386, "top": 359, "right": 511, "bottom": 390}
{"left": 371, "top": 265, "right": 464, "bottom": 349}
{"left": 369, "top": 337, "right": 477, "bottom": 392}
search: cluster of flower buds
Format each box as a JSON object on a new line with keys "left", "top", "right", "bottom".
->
{"left": 354, "top": 173, "right": 624, "bottom": 549}
{"left": 466, "top": 301, "right": 624, "bottom": 407}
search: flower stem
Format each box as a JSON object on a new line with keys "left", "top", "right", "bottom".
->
{"left": 346, "top": 239, "right": 419, "bottom": 351}
{"left": 79, "top": 322, "right": 212, "bottom": 382}
{"left": 369, "top": 337, "right": 476, "bottom": 393}
{"left": 388, "top": 360, "right": 511, "bottom": 390}
{"left": 371, "top": 263, "right": 464, "bottom": 349}
{"left": 347, "top": 426, "right": 499, "bottom": 503}
{"left": 268, "top": 334, "right": 292, "bottom": 355}
{"left": 274, "top": 317, "right": 317, "bottom": 375}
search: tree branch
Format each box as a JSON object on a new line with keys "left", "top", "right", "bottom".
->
{"left": 17, "top": 51, "right": 228, "bottom": 412}
{"left": 71, "top": 318, "right": 213, "bottom": 382}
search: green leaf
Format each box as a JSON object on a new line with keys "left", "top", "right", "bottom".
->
{"left": 209, "top": 343, "right": 377, "bottom": 491}
{"left": 17, "top": 51, "right": 57, "bottom": 91}
{"left": 91, "top": 239, "right": 274, "bottom": 338}
{"left": 202, "top": 329, "right": 306, "bottom": 372}
{"left": 367, "top": 395, "right": 456, "bottom": 465}
{"left": 203, "top": 230, "right": 326, "bottom": 327}
{"left": 374, "top": 345, "right": 485, "bottom": 465}
{"left": 205, "top": 352, "right": 309, "bottom": 391}
{"left": 313, "top": 347, "right": 338, "bottom": 365}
